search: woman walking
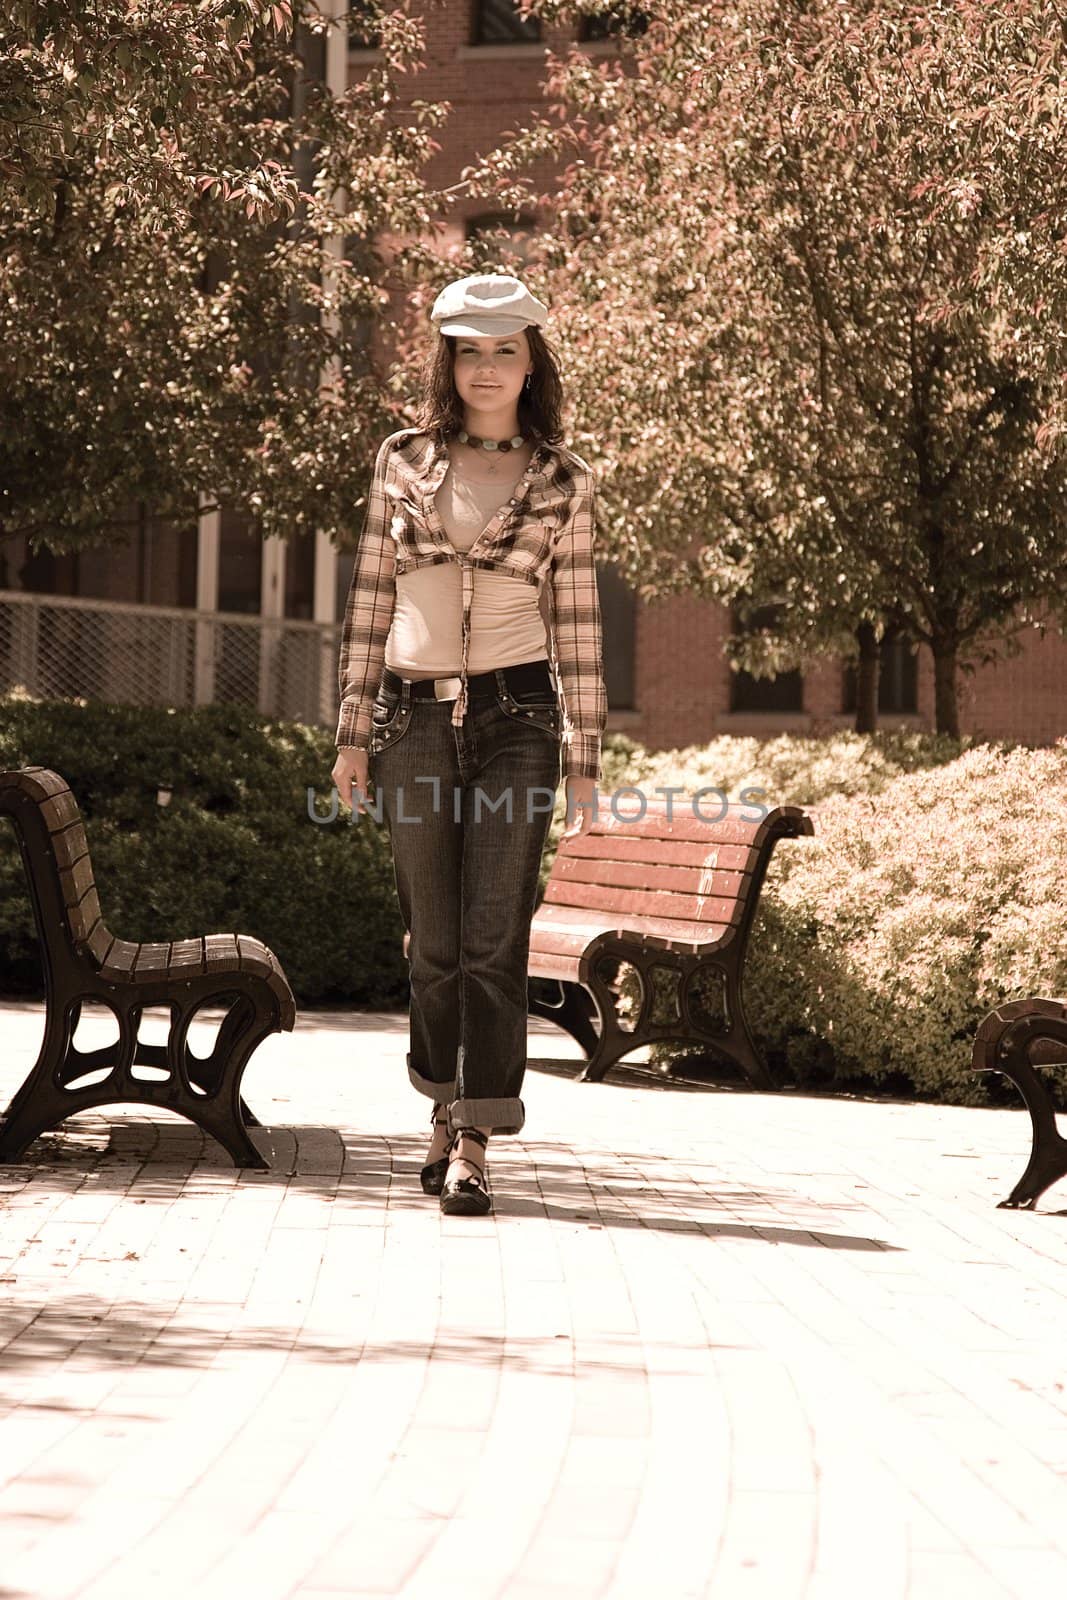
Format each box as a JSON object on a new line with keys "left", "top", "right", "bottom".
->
{"left": 331, "top": 273, "right": 607, "bottom": 1217}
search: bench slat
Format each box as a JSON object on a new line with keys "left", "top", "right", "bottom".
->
{"left": 531, "top": 901, "right": 730, "bottom": 951}
{"left": 237, "top": 934, "right": 297, "bottom": 1027}
{"left": 55, "top": 838, "right": 101, "bottom": 945}
{"left": 134, "top": 942, "right": 171, "bottom": 975}
{"left": 528, "top": 949, "right": 583, "bottom": 981}
{"left": 237, "top": 934, "right": 273, "bottom": 977}
{"left": 85, "top": 924, "right": 115, "bottom": 967}
{"left": 562, "top": 834, "right": 755, "bottom": 872}
{"left": 0, "top": 768, "right": 70, "bottom": 803}
{"left": 204, "top": 933, "right": 241, "bottom": 970}
{"left": 550, "top": 856, "right": 748, "bottom": 902}
{"left": 101, "top": 939, "right": 140, "bottom": 979}
{"left": 575, "top": 806, "right": 771, "bottom": 847}
{"left": 168, "top": 938, "right": 206, "bottom": 974}
{"left": 51, "top": 818, "right": 91, "bottom": 874}
{"left": 67, "top": 889, "right": 103, "bottom": 945}
{"left": 57, "top": 849, "right": 95, "bottom": 909}
{"left": 38, "top": 790, "right": 82, "bottom": 836}
{"left": 531, "top": 925, "right": 606, "bottom": 959}
{"left": 544, "top": 876, "right": 745, "bottom": 926}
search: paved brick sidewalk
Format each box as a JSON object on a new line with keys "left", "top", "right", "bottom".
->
{"left": 2, "top": 998, "right": 1067, "bottom": 1599}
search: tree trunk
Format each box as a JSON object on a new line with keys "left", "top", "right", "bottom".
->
{"left": 853, "top": 621, "right": 880, "bottom": 734}
{"left": 932, "top": 637, "right": 961, "bottom": 738}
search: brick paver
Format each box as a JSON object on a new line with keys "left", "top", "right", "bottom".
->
{"left": 2, "top": 996, "right": 1067, "bottom": 1598}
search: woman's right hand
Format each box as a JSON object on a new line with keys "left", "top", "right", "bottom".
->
{"left": 332, "top": 747, "right": 373, "bottom": 815}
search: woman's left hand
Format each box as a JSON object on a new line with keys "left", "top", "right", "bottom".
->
{"left": 559, "top": 775, "right": 599, "bottom": 841}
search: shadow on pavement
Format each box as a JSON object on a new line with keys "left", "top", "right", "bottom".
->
{"left": 0, "top": 1307, "right": 756, "bottom": 1387}
{"left": 0, "top": 1116, "right": 902, "bottom": 1253}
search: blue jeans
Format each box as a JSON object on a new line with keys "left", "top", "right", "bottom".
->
{"left": 367, "top": 659, "right": 562, "bottom": 1136}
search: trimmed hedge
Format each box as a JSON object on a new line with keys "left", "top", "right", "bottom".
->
{"left": 0, "top": 697, "right": 405, "bottom": 1004}
{"left": 658, "top": 739, "right": 1067, "bottom": 1107}
{"left": 4, "top": 698, "right": 1061, "bottom": 1107}
{"left": 597, "top": 726, "right": 975, "bottom": 806}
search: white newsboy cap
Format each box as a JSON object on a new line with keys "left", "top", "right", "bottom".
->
{"left": 430, "top": 273, "right": 549, "bottom": 337}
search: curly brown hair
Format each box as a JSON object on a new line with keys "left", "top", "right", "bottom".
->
{"left": 412, "top": 326, "right": 565, "bottom": 446}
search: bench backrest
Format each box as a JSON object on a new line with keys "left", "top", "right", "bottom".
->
{"left": 541, "top": 799, "right": 812, "bottom": 949}
{"left": 0, "top": 767, "right": 109, "bottom": 968}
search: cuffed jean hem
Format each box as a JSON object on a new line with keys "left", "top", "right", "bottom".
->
{"left": 447, "top": 1097, "right": 525, "bottom": 1137}
{"left": 407, "top": 1054, "right": 456, "bottom": 1104}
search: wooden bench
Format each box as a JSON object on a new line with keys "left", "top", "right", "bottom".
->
{"left": 0, "top": 766, "right": 296, "bottom": 1170}
{"left": 972, "top": 997, "right": 1067, "bottom": 1209}
{"left": 401, "top": 799, "right": 813, "bottom": 1088}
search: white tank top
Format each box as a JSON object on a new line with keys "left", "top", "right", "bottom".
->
{"left": 383, "top": 458, "right": 549, "bottom": 675}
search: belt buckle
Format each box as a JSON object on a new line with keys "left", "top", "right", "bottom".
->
{"left": 434, "top": 676, "right": 462, "bottom": 701}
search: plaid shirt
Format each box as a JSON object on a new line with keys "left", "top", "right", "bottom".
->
{"left": 335, "top": 427, "right": 607, "bottom": 781}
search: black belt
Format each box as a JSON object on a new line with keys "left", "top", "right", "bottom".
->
{"left": 380, "top": 657, "right": 553, "bottom": 702}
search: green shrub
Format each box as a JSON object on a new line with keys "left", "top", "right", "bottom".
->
{"left": 666, "top": 741, "right": 1067, "bottom": 1106}
{"left": 0, "top": 697, "right": 406, "bottom": 1005}
{"left": 6, "top": 701, "right": 1056, "bottom": 1106}
{"left": 598, "top": 726, "right": 975, "bottom": 808}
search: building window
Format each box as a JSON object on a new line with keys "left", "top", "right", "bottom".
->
{"left": 578, "top": 3, "right": 651, "bottom": 41}
{"left": 472, "top": 0, "right": 541, "bottom": 45}
{"left": 3, "top": 506, "right": 197, "bottom": 608}
{"left": 217, "top": 513, "right": 262, "bottom": 615}
{"left": 597, "top": 563, "right": 635, "bottom": 711}
{"left": 347, "top": 1, "right": 382, "bottom": 49}
{"left": 285, "top": 533, "right": 316, "bottom": 621}
{"left": 466, "top": 211, "right": 537, "bottom": 267}
{"left": 841, "top": 629, "right": 918, "bottom": 715}
{"left": 728, "top": 604, "right": 804, "bottom": 713}
{"left": 7, "top": 543, "right": 78, "bottom": 598}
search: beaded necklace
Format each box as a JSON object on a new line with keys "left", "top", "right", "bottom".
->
{"left": 456, "top": 427, "right": 527, "bottom": 477}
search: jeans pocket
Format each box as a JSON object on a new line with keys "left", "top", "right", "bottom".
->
{"left": 369, "top": 690, "right": 412, "bottom": 754}
{"left": 371, "top": 688, "right": 402, "bottom": 730}
{"left": 496, "top": 684, "right": 561, "bottom": 739}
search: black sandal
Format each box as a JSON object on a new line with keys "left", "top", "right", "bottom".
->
{"left": 440, "top": 1127, "right": 492, "bottom": 1217}
{"left": 420, "top": 1103, "right": 455, "bottom": 1196}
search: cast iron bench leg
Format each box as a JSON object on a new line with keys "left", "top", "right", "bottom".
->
{"left": 578, "top": 944, "right": 776, "bottom": 1090}
{"left": 0, "top": 992, "right": 118, "bottom": 1162}
{"left": 168, "top": 994, "right": 271, "bottom": 1169}
{"left": 972, "top": 1014, "right": 1067, "bottom": 1210}
{"left": 719, "top": 966, "right": 774, "bottom": 1091}
{"left": 992, "top": 1055, "right": 1067, "bottom": 1210}
{"left": 0, "top": 991, "right": 272, "bottom": 1171}
{"left": 173, "top": 998, "right": 264, "bottom": 1126}
{"left": 578, "top": 953, "right": 641, "bottom": 1083}
{"left": 135, "top": 1040, "right": 261, "bottom": 1128}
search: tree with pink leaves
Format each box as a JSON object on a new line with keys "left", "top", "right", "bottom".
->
{"left": 466, "top": 1, "right": 1067, "bottom": 734}
{"left": 0, "top": 1, "right": 447, "bottom": 555}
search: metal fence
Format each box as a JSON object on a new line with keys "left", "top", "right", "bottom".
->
{"left": 0, "top": 591, "right": 342, "bottom": 728}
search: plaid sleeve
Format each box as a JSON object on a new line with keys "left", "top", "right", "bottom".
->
{"left": 550, "top": 471, "right": 607, "bottom": 782}
{"left": 335, "top": 436, "right": 397, "bottom": 749}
